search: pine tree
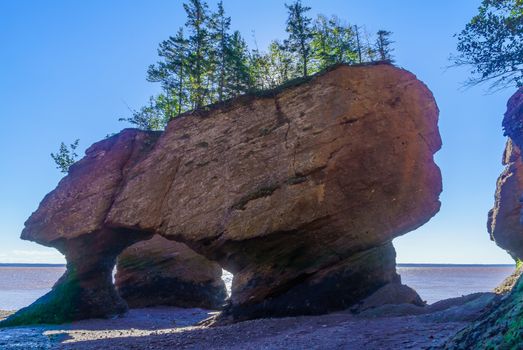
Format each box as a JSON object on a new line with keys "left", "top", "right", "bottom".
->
{"left": 224, "top": 31, "right": 252, "bottom": 96}
{"left": 147, "top": 28, "right": 189, "bottom": 116}
{"left": 184, "top": 0, "right": 212, "bottom": 108}
{"left": 353, "top": 25, "right": 363, "bottom": 63}
{"left": 210, "top": 1, "right": 231, "bottom": 102}
{"left": 376, "top": 30, "right": 394, "bottom": 62}
{"left": 284, "top": 0, "right": 313, "bottom": 77}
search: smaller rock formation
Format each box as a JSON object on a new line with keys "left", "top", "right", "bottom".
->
{"left": 0, "top": 130, "right": 161, "bottom": 326}
{"left": 502, "top": 87, "right": 523, "bottom": 152}
{"left": 488, "top": 138, "right": 523, "bottom": 259}
{"left": 351, "top": 283, "right": 425, "bottom": 314}
{"left": 115, "top": 235, "right": 227, "bottom": 309}
{"left": 449, "top": 87, "right": 523, "bottom": 349}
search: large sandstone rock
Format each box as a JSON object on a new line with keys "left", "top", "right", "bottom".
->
{"left": 106, "top": 63, "right": 442, "bottom": 321}
{"left": 488, "top": 138, "right": 523, "bottom": 259}
{"left": 116, "top": 235, "right": 227, "bottom": 309}
{"left": 3, "top": 63, "right": 442, "bottom": 326}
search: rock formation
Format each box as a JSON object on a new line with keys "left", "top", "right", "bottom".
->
{"left": 445, "top": 88, "right": 523, "bottom": 349}
{"left": 1, "top": 130, "right": 161, "bottom": 326}
{"left": 2, "top": 63, "right": 442, "bottom": 326}
{"left": 116, "top": 235, "right": 227, "bottom": 309}
{"left": 488, "top": 138, "right": 523, "bottom": 259}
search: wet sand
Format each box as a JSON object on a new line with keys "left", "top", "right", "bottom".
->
{"left": 1, "top": 295, "right": 495, "bottom": 350}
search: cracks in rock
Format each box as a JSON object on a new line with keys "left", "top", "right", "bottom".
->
{"left": 103, "top": 135, "right": 139, "bottom": 228}
{"left": 231, "top": 183, "right": 280, "bottom": 211}
{"left": 274, "top": 96, "right": 292, "bottom": 149}
{"left": 158, "top": 158, "right": 182, "bottom": 232}
{"left": 339, "top": 117, "right": 360, "bottom": 125}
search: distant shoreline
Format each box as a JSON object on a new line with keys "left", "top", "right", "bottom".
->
{"left": 0, "top": 263, "right": 515, "bottom": 268}
{"left": 0, "top": 263, "right": 66, "bottom": 267}
{"left": 397, "top": 263, "right": 515, "bottom": 267}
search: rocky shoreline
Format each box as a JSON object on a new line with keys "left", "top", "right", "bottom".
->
{"left": 0, "top": 292, "right": 499, "bottom": 349}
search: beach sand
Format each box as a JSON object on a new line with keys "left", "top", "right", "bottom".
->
{"left": 1, "top": 293, "right": 496, "bottom": 350}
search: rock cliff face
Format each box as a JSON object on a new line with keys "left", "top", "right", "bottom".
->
{"left": 116, "top": 235, "right": 227, "bottom": 309}
{"left": 107, "top": 64, "right": 442, "bottom": 321}
{"left": 2, "top": 63, "right": 442, "bottom": 326}
{"left": 445, "top": 88, "right": 523, "bottom": 349}
{"left": 488, "top": 138, "right": 523, "bottom": 260}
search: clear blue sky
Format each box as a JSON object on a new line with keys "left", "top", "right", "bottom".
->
{"left": 0, "top": 0, "right": 515, "bottom": 264}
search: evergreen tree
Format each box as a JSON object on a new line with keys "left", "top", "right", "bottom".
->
{"left": 184, "top": 0, "right": 212, "bottom": 107}
{"left": 120, "top": 1, "right": 399, "bottom": 133}
{"left": 210, "top": 1, "right": 231, "bottom": 102}
{"left": 376, "top": 30, "right": 394, "bottom": 61}
{"left": 284, "top": 0, "right": 314, "bottom": 77}
{"left": 353, "top": 25, "right": 363, "bottom": 63}
{"left": 224, "top": 31, "right": 252, "bottom": 96}
{"left": 147, "top": 28, "right": 189, "bottom": 116}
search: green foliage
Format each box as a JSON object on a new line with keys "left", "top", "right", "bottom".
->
{"left": 210, "top": 0, "right": 231, "bottom": 101}
{"left": 147, "top": 28, "right": 189, "bottom": 115}
{"left": 50, "top": 139, "right": 79, "bottom": 174}
{"left": 454, "top": 0, "right": 523, "bottom": 89}
{"left": 120, "top": 1, "right": 395, "bottom": 131}
{"left": 184, "top": 0, "right": 213, "bottom": 108}
{"left": 119, "top": 95, "right": 174, "bottom": 131}
{"left": 311, "top": 15, "right": 359, "bottom": 70}
{"left": 376, "top": 30, "right": 394, "bottom": 62}
{"left": 284, "top": 0, "right": 314, "bottom": 77}
{"left": 224, "top": 31, "right": 252, "bottom": 95}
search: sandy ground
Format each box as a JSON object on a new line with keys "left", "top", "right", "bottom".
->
{"left": 0, "top": 305, "right": 473, "bottom": 350}
{"left": 0, "top": 292, "right": 500, "bottom": 350}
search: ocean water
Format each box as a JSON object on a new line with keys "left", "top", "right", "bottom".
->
{"left": 397, "top": 264, "right": 515, "bottom": 304}
{"left": 0, "top": 265, "right": 65, "bottom": 310}
{"left": 0, "top": 264, "right": 515, "bottom": 310}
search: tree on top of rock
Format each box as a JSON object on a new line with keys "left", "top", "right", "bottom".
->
{"left": 51, "top": 139, "right": 79, "bottom": 174}
{"left": 210, "top": 0, "right": 231, "bottom": 102}
{"left": 311, "top": 15, "right": 359, "bottom": 70}
{"left": 376, "top": 30, "right": 394, "bottom": 62}
{"left": 284, "top": 0, "right": 314, "bottom": 77}
{"left": 184, "top": 0, "right": 213, "bottom": 108}
{"left": 147, "top": 28, "right": 189, "bottom": 117}
{"left": 224, "top": 31, "right": 252, "bottom": 96}
{"left": 453, "top": 0, "right": 523, "bottom": 89}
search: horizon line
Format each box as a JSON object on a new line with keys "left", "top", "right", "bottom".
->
{"left": 0, "top": 262, "right": 515, "bottom": 267}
